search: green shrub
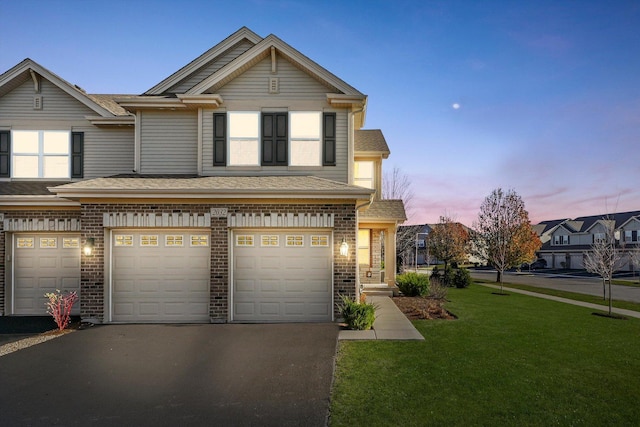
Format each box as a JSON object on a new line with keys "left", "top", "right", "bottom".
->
{"left": 396, "top": 272, "right": 429, "bottom": 297}
{"left": 443, "top": 265, "right": 454, "bottom": 287}
{"left": 453, "top": 267, "right": 472, "bottom": 288}
{"left": 338, "top": 295, "right": 376, "bottom": 330}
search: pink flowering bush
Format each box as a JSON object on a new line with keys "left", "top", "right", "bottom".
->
{"left": 45, "top": 290, "right": 78, "bottom": 331}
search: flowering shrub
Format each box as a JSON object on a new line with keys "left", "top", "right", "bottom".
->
{"left": 45, "top": 290, "right": 78, "bottom": 331}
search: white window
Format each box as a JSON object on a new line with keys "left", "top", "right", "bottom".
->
{"left": 63, "top": 237, "right": 80, "bottom": 248}
{"left": 17, "top": 237, "right": 34, "bottom": 248}
{"left": 310, "top": 235, "right": 328, "bottom": 247}
{"left": 115, "top": 235, "right": 133, "bottom": 247}
{"left": 236, "top": 235, "right": 254, "bottom": 247}
{"left": 354, "top": 161, "right": 374, "bottom": 189}
{"left": 290, "top": 112, "right": 321, "bottom": 166}
{"left": 261, "top": 235, "right": 279, "bottom": 247}
{"left": 228, "top": 112, "right": 260, "bottom": 166}
{"left": 286, "top": 235, "right": 304, "bottom": 247}
{"left": 12, "top": 130, "right": 70, "bottom": 178}
{"left": 40, "top": 237, "right": 57, "bottom": 248}
{"left": 594, "top": 233, "right": 605, "bottom": 243}
{"left": 358, "top": 229, "right": 371, "bottom": 266}
{"left": 190, "top": 235, "right": 209, "bottom": 247}
{"left": 553, "top": 235, "right": 569, "bottom": 245}
{"left": 140, "top": 235, "right": 159, "bottom": 247}
{"left": 165, "top": 235, "right": 184, "bottom": 247}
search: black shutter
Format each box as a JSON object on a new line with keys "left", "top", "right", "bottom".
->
{"left": 212, "top": 113, "right": 227, "bottom": 166}
{"left": 323, "top": 113, "right": 336, "bottom": 166}
{"left": 71, "top": 132, "right": 84, "bottom": 178}
{"left": 0, "top": 131, "right": 9, "bottom": 177}
{"left": 262, "top": 113, "right": 287, "bottom": 166}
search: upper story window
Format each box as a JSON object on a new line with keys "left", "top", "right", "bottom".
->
{"left": 593, "top": 233, "right": 606, "bottom": 243}
{"left": 0, "top": 130, "right": 83, "bottom": 179}
{"left": 553, "top": 235, "right": 569, "bottom": 245}
{"left": 213, "top": 111, "right": 336, "bottom": 167}
{"left": 354, "top": 161, "right": 374, "bottom": 189}
{"left": 624, "top": 230, "right": 639, "bottom": 242}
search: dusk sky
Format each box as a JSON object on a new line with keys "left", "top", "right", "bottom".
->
{"left": 1, "top": 0, "right": 638, "bottom": 226}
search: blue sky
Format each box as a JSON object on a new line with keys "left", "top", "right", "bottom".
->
{"left": 1, "top": 0, "right": 638, "bottom": 226}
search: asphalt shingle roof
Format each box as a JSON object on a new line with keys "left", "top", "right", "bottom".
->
{"left": 359, "top": 199, "right": 406, "bottom": 221}
{"left": 354, "top": 130, "right": 390, "bottom": 154}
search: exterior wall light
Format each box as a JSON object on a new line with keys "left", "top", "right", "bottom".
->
{"left": 84, "top": 237, "right": 95, "bottom": 256}
{"left": 340, "top": 237, "right": 349, "bottom": 257}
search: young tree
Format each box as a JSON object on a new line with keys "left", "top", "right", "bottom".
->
{"left": 629, "top": 249, "right": 640, "bottom": 284}
{"left": 584, "top": 220, "right": 624, "bottom": 316}
{"left": 428, "top": 215, "right": 469, "bottom": 282}
{"left": 472, "top": 188, "right": 541, "bottom": 291}
{"left": 383, "top": 166, "right": 414, "bottom": 217}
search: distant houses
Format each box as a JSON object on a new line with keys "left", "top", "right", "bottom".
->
{"left": 534, "top": 210, "right": 640, "bottom": 271}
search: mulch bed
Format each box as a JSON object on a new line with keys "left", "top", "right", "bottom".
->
{"left": 392, "top": 296, "right": 457, "bottom": 320}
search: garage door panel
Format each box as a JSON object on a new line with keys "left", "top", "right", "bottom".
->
{"left": 38, "top": 256, "right": 58, "bottom": 269}
{"left": 61, "top": 256, "right": 80, "bottom": 269}
{"left": 112, "top": 230, "right": 210, "bottom": 323}
{"left": 233, "top": 231, "right": 332, "bottom": 322}
{"left": 16, "top": 257, "right": 35, "bottom": 268}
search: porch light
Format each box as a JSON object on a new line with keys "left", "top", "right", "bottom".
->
{"left": 340, "top": 237, "right": 349, "bottom": 257}
{"left": 84, "top": 238, "right": 95, "bottom": 256}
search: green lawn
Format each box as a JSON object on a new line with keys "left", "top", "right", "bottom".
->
{"left": 330, "top": 285, "right": 640, "bottom": 426}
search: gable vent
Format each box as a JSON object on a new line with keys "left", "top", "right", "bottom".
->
{"left": 269, "top": 77, "right": 279, "bottom": 94}
{"left": 33, "top": 95, "right": 43, "bottom": 110}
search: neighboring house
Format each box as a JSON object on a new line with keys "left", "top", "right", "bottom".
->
{"left": 535, "top": 210, "right": 640, "bottom": 271}
{"left": 396, "top": 224, "right": 432, "bottom": 267}
{"left": 0, "top": 27, "right": 405, "bottom": 323}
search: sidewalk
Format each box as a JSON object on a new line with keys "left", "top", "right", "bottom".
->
{"left": 479, "top": 283, "right": 640, "bottom": 319}
{"left": 338, "top": 296, "right": 424, "bottom": 341}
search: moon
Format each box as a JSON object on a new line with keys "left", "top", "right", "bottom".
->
{"left": 452, "top": 103, "right": 461, "bottom": 109}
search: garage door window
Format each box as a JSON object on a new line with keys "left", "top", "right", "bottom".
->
{"left": 261, "top": 235, "right": 279, "bottom": 247}
{"left": 63, "top": 237, "right": 79, "bottom": 248}
{"left": 17, "top": 237, "right": 34, "bottom": 248}
{"left": 115, "top": 235, "right": 133, "bottom": 247}
{"left": 286, "top": 235, "right": 304, "bottom": 247}
{"left": 311, "top": 235, "right": 329, "bottom": 247}
{"left": 40, "top": 237, "right": 57, "bottom": 248}
{"left": 141, "top": 235, "right": 159, "bottom": 246}
{"left": 236, "top": 235, "right": 254, "bottom": 246}
{"left": 191, "top": 235, "right": 209, "bottom": 246}
{"left": 165, "top": 235, "right": 183, "bottom": 246}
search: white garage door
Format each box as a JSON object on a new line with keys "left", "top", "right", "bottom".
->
{"left": 232, "top": 230, "right": 332, "bottom": 322}
{"left": 111, "top": 230, "right": 210, "bottom": 323}
{"left": 13, "top": 234, "right": 81, "bottom": 315}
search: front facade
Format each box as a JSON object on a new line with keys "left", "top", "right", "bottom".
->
{"left": 0, "top": 28, "right": 405, "bottom": 323}
{"left": 535, "top": 211, "right": 640, "bottom": 271}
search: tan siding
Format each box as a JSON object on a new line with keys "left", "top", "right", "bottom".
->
{"left": 0, "top": 79, "right": 96, "bottom": 120}
{"left": 168, "top": 40, "right": 255, "bottom": 94}
{"left": 218, "top": 55, "right": 330, "bottom": 100}
{"left": 140, "top": 111, "right": 198, "bottom": 174}
{"left": 75, "top": 126, "right": 135, "bottom": 178}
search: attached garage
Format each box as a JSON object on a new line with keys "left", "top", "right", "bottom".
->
{"left": 232, "top": 230, "right": 333, "bottom": 322}
{"left": 111, "top": 230, "right": 210, "bottom": 323}
{"left": 12, "top": 233, "right": 81, "bottom": 315}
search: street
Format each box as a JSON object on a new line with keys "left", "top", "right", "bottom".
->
{"left": 469, "top": 270, "right": 640, "bottom": 303}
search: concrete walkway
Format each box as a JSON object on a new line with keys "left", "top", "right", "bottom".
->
{"left": 479, "top": 283, "right": 640, "bottom": 319}
{"left": 338, "top": 296, "right": 424, "bottom": 341}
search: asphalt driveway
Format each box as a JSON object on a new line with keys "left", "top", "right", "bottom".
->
{"left": 0, "top": 323, "right": 340, "bottom": 426}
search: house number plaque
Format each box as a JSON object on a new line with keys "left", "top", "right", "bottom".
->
{"left": 211, "top": 208, "right": 228, "bottom": 218}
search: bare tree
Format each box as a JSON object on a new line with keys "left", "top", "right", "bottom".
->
{"left": 396, "top": 224, "right": 423, "bottom": 272}
{"left": 472, "top": 188, "right": 541, "bottom": 292}
{"left": 383, "top": 166, "right": 414, "bottom": 216}
{"left": 584, "top": 219, "right": 624, "bottom": 316}
{"left": 629, "top": 249, "right": 640, "bottom": 284}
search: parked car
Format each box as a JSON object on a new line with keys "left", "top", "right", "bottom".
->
{"left": 521, "top": 259, "right": 547, "bottom": 270}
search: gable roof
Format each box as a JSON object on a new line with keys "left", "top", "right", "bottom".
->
{"left": 355, "top": 130, "right": 390, "bottom": 157}
{"left": 0, "top": 59, "right": 121, "bottom": 117}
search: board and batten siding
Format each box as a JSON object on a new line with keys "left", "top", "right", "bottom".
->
{"left": 200, "top": 109, "right": 348, "bottom": 183}
{"left": 0, "top": 79, "right": 96, "bottom": 124}
{"left": 217, "top": 55, "right": 331, "bottom": 101}
{"left": 167, "top": 40, "right": 255, "bottom": 94}
{"left": 139, "top": 110, "right": 198, "bottom": 174}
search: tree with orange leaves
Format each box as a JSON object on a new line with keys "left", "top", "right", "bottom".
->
{"left": 428, "top": 215, "right": 469, "bottom": 274}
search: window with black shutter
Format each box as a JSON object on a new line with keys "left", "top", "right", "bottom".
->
{"left": 262, "top": 113, "right": 287, "bottom": 166}
{"left": 213, "top": 113, "right": 226, "bottom": 166}
{"left": 71, "top": 132, "right": 84, "bottom": 178}
{"left": 322, "top": 113, "right": 336, "bottom": 166}
{"left": 0, "top": 131, "right": 10, "bottom": 177}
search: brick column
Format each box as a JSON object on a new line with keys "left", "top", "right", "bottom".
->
{"left": 80, "top": 205, "right": 105, "bottom": 322}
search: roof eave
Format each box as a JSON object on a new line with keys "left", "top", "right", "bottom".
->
{"left": 0, "top": 195, "right": 80, "bottom": 207}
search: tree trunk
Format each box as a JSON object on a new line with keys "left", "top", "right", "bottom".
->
{"left": 608, "top": 279, "right": 613, "bottom": 316}
{"left": 602, "top": 278, "right": 606, "bottom": 300}
{"left": 496, "top": 270, "right": 501, "bottom": 283}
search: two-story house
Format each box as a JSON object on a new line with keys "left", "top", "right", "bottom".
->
{"left": 0, "top": 27, "right": 406, "bottom": 324}
{"left": 536, "top": 210, "right": 640, "bottom": 271}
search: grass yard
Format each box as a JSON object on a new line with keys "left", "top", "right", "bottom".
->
{"left": 330, "top": 285, "right": 640, "bottom": 426}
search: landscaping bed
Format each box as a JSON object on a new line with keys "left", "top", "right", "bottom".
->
{"left": 392, "top": 296, "right": 457, "bottom": 320}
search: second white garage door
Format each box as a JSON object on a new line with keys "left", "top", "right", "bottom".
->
{"left": 111, "top": 230, "right": 210, "bottom": 323}
{"left": 232, "top": 230, "right": 333, "bottom": 322}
